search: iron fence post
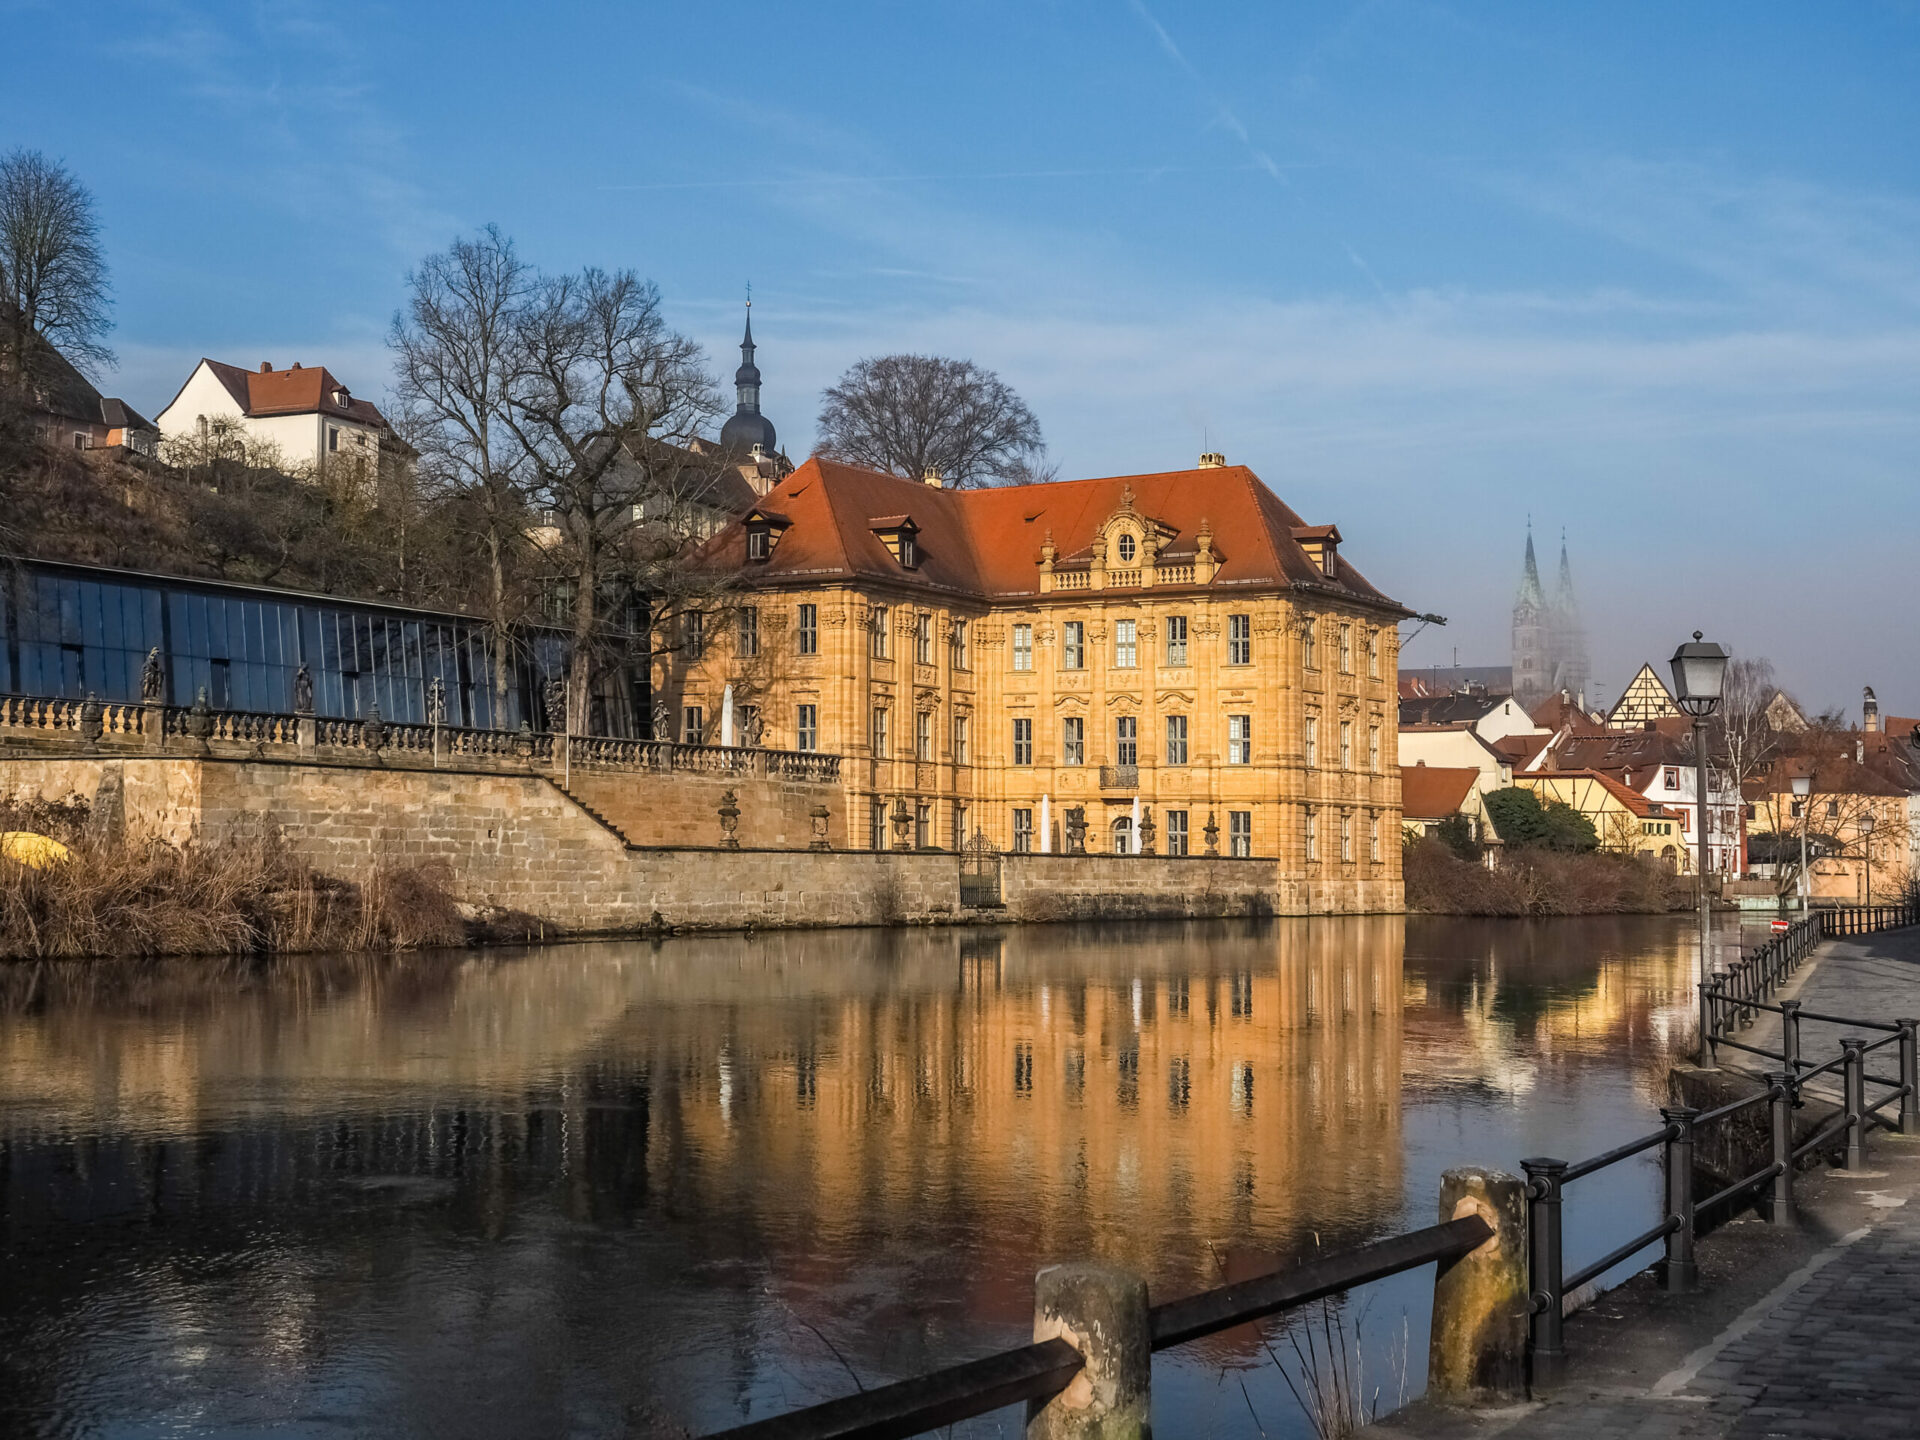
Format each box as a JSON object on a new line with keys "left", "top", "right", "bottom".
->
{"left": 1767, "top": 1074, "right": 1795, "bottom": 1228}
{"left": 1782, "top": 1001, "right": 1802, "bottom": 1075}
{"left": 1842, "top": 1038, "right": 1868, "bottom": 1171}
{"left": 1659, "top": 1109, "right": 1698, "bottom": 1293}
{"left": 1900, "top": 1020, "right": 1920, "bottom": 1138}
{"left": 1521, "top": 1157, "right": 1568, "bottom": 1387}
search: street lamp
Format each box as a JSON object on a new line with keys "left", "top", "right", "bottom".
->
{"left": 1861, "top": 810, "right": 1877, "bottom": 906}
{"left": 1671, "top": 630, "right": 1729, "bottom": 1065}
{"left": 1791, "top": 773, "right": 1812, "bottom": 913}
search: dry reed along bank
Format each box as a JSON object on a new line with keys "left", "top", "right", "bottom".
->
{"left": 0, "top": 793, "right": 488, "bottom": 960}
{"left": 1403, "top": 838, "right": 1691, "bottom": 916}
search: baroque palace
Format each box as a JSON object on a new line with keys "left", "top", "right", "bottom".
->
{"left": 659, "top": 447, "right": 1412, "bottom": 912}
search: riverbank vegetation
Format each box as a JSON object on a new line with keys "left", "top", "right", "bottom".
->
{"left": 1403, "top": 836, "right": 1690, "bottom": 916}
{"left": 0, "top": 793, "right": 510, "bottom": 959}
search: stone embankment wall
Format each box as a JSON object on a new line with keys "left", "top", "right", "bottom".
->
{"left": 563, "top": 767, "right": 843, "bottom": 850}
{"left": 1, "top": 755, "right": 1404, "bottom": 931}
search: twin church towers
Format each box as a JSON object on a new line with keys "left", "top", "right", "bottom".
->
{"left": 1511, "top": 527, "right": 1588, "bottom": 713}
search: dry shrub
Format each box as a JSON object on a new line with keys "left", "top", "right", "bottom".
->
{"left": 0, "top": 827, "right": 468, "bottom": 960}
{"left": 1404, "top": 838, "right": 1689, "bottom": 916}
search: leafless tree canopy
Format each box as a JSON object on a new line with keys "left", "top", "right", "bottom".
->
{"left": 1710, "top": 655, "right": 1786, "bottom": 787}
{"left": 0, "top": 149, "right": 113, "bottom": 385}
{"left": 815, "top": 353, "right": 1049, "bottom": 488}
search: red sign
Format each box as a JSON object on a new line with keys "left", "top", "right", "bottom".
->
{"left": 1771, "top": 918, "right": 1791, "bottom": 933}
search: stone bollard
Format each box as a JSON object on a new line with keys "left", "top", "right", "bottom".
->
{"left": 1026, "top": 1263, "right": 1151, "bottom": 1440}
{"left": 1427, "top": 1168, "right": 1528, "bottom": 1405}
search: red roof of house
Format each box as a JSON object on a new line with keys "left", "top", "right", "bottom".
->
{"left": 698, "top": 457, "right": 1410, "bottom": 610}
{"left": 1530, "top": 692, "right": 1606, "bottom": 734}
{"left": 1492, "top": 732, "right": 1551, "bottom": 767}
{"left": 1400, "top": 764, "right": 1481, "bottom": 820}
{"left": 1520, "top": 769, "right": 1663, "bottom": 818}
{"left": 199, "top": 359, "right": 392, "bottom": 430}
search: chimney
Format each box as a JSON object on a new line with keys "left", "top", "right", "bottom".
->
{"left": 259, "top": 362, "right": 272, "bottom": 373}
{"left": 291, "top": 361, "right": 302, "bottom": 370}
{"left": 1197, "top": 451, "right": 1226, "bottom": 468}
{"left": 922, "top": 465, "right": 944, "bottom": 488}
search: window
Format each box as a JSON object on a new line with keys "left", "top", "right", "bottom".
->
{"left": 1111, "top": 816, "right": 1132, "bottom": 854}
{"left": 952, "top": 619, "right": 969, "bottom": 670}
{"left": 1165, "top": 714, "right": 1188, "bottom": 765}
{"left": 1012, "top": 623, "right": 1033, "bottom": 671}
{"left": 1013, "top": 717, "right": 1033, "bottom": 765}
{"left": 747, "top": 528, "right": 770, "bottom": 561}
{"left": 1303, "top": 622, "right": 1318, "bottom": 670}
{"left": 1116, "top": 715, "right": 1137, "bottom": 767}
{"left": 953, "top": 714, "right": 970, "bottom": 765}
{"left": 1229, "top": 811, "right": 1252, "bottom": 858}
{"left": 1339, "top": 720, "right": 1353, "bottom": 769}
{"left": 1117, "top": 532, "right": 1136, "bottom": 562}
{"left": 871, "top": 705, "right": 889, "bottom": 756}
{"left": 1664, "top": 766, "right": 1679, "bottom": 791}
{"left": 797, "top": 603, "right": 818, "bottom": 655}
{"left": 1305, "top": 809, "right": 1318, "bottom": 861}
{"left": 1339, "top": 623, "right": 1353, "bottom": 674}
{"left": 900, "top": 534, "right": 917, "bottom": 568}
{"left": 1115, "top": 619, "right": 1137, "bottom": 668}
{"left": 1165, "top": 616, "right": 1188, "bottom": 666}
{"left": 1062, "top": 621, "right": 1085, "bottom": 669}
{"left": 737, "top": 606, "right": 758, "bottom": 657}
{"left": 1166, "top": 810, "right": 1189, "bottom": 856}
{"left": 1790, "top": 799, "right": 1805, "bottom": 819}
{"left": 1367, "top": 630, "right": 1380, "bottom": 679}
{"left": 1826, "top": 799, "right": 1840, "bottom": 818}
{"left": 1228, "top": 714, "right": 1252, "bottom": 764}
{"left": 328, "top": 426, "right": 340, "bottom": 453}
{"left": 869, "top": 606, "right": 889, "bottom": 659}
{"left": 683, "top": 611, "right": 704, "bottom": 660}
{"left": 1368, "top": 725, "right": 1381, "bottom": 773}
{"left": 1340, "top": 812, "right": 1354, "bottom": 862}
{"left": 1228, "top": 613, "right": 1251, "bottom": 665}
{"left": 915, "top": 613, "right": 933, "bottom": 665}
{"left": 1062, "top": 715, "right": 1085, "bottom": 766}
{"left": 915, "top": 710, "right": 933, "bottom": 761}
{"left": 796, "top": 704, "right": 818, "bottom": 752}
{"left": 1304, "top": 714, "right": 1319, "bottom": 767}
{"left": 870, "top": 801, "right": 886, "bottom": 850}
{"left": 952, "top": 804, "right": 969, "bottom": 851}
{"left": 73, "top": 431, "right": 91, "bottom": 450}
{"left": 1370, "top": 815, "right": 1381, "bottom": 863}
{"left": 915, "top": 803, "right": 930, "bottom": 849}
{"left": 1013, "top": 808, "right": 1034, "bottom": 853}
{"left": 682, "top": 705, "right": 704, "bottom": 745}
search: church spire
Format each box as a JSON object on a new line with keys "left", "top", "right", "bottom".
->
{"left": 733, "top": 297, "right": 760, "bottom": 414}
{"left": 1517, "top": 523, "right": 1544, "bottom": 608}
{"left": 719, "top": 292, "right": 779, "bottom": 460}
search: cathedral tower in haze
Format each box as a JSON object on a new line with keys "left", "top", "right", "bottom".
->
{"left": 1511, "top": 526, "right": 1588, "bottom": 713}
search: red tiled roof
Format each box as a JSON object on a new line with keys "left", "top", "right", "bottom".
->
{"left": 698, "top": 457, "right": 1410, "bottom": 610}
{"left": 1530, "top": 692, "right": 1606, "bottom": 734}
{"left": 200, "top": 359, "right": 392, "bottom": 430}
{"left": 1521, "top": 769, "right": 1663, "bottom": 818}
{"left": 1400, "top": 764, "right": 1481, "bottom": 820}
{"left": 1493, "top": 732, "right": 1551, "bottom": 767}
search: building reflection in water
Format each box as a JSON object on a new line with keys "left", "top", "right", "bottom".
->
{"left": 0, "top": 915, "right": 1698, "bottom": 1438}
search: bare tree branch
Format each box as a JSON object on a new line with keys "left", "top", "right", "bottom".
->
{"left": 815, "top": 353, "right": 1046, "bottom": 488}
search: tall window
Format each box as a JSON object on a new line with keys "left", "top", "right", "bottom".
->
{"left": 1339, "top": 720, "right": 1353, "bottom": 769}
{"left": 1304, "top": 714, "right": 1319, "bottom": 767}
{"left": 1229, "top": 811, "right": 1252, "bottom": 858}
{"left": 953, "top": 714, "right": 970, "bottom": 765}
{"left": 682, "top": 705, "right": 704, "bottom": 745}
{"left": 683, "top": 611, "right": 704, "bottom": 661}
{"left": 1339, "top": 623, "right": 1353, "bottom": 674}
{"left": 870, "top": 801, "right": 886, "bottom": 850}
{"left": 916, "top": 710, "right": 933, "bottom": 761}
{"left": 1013, "top": 623, "right": 1033, "bottom": 671}
{"left": 1116, "top": 715, "right": 1137, "bottom": 767}
{"left": 871, "top": 705, "right": 889, "bottom": 756}
{"left": 1114, "top": 619, "right": 1137, "bottom": 668}
{"left": 1228, "top": 714, "right": 1252, "bottom": 764}
{"left": 1166, "top": 810, "right": 1189, "bottom": 856}
{"left": 1013, "top": 717, "right": 1033, "bottom": 765}
{"left": 1340, "top": 812, "right": 1354, "bottom": 862}
{"left": 1228, "top": 614, "right": 1251, "bottom": 665}
{"left": 1368, "top": 725, "right": 1381, "bottom": 772}
{"left": 1013, "top": 808, "right": 1034, "bottom": 853}
{"left": 1370, "top": 814, "right": 1381, "bottom": 863}
{"left": 1165, "top": 714, "right": 1188, "bottom": 765}
{"left": 796, "top": 704, "right": 818, "bottom": 752}
{"left": 915, "top": 803, "right": 930, "bottom": 849}
{"left": 952, "top": 804, "right": 969, "bottom": 851}
{"left": 797, "top": 603, "right": 818, "bottom": 655}
{"left": 1305, "top": 809, "right": 1318, "bottom": 862}
{"left": 1062, "top": 716, "right": 1085, "bottom": 766}
{"left": 1302, "top": 621, "right": 1317, "bottom": 670}
{"left": 869, "top": 605, "right": 890, "bottom": 659}
{"left": 1062, "top": 621, "right": 1085, "bottom": 669}
{"left": 915, "top": 613, "right": 933, "bottom": 665}
{"left": 952, "top": 619, "right": 969, "bottom": 670}
{"left": 1165, "top": 616, "right": 1188, "bottom": 666}
{"left": 737, "top": 606, "right": 758, "bottom": 657}
{"left": 1367, "top": 629, "right": 1380, "bottom": 678}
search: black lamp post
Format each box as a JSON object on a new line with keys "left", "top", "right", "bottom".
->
{"left": 1671, "top": 631, "right": 1729, "bottom": 1065}
{"left": 1791, "top": 773, "right": 1812, "bottom": 912}
{"left": 1861, "top": 810, "right": 1877, "bottom": 906}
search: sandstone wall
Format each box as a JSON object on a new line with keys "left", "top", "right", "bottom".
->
{"left": 562, "top": 766, "right": 844, "bottom": 850}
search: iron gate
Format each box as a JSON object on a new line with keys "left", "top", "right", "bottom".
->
{"left": 959, "top": 830, "right": 1004, "bottom": 909}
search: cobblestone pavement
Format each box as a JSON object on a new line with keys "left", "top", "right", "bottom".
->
{"left": 1369, "top": 926, "right": 1920, "bottom": 1440}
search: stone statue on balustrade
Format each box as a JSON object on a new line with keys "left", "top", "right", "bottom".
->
{"left": 140, "top": 648, "right": 164, "bottom": 703}
{"left": 293, "top": 664, "right": 314, "bottom": 715}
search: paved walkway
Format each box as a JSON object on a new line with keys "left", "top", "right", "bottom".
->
{"left": 1370, "top": 926, "right": 1920, "bottom": 1440}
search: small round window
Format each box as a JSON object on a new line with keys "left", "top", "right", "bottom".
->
{"left": 1117, "top": 533, "right": 1136, "bottom": 562}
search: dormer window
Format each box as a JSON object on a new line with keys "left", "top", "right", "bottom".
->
{"left": 901, "top": 534, "right": 917, "bottom": 567}
{"left": 1293, "top": 524, "right": 1342, "bottom": 577}
{"left": 869, "top": 514, "right": 920, "bottom": 569}
{"left": 741, "top": 506, "right": 791, "bottom": 564}
{"left": 747, "top": 528, "right": 770, "bottom": 561}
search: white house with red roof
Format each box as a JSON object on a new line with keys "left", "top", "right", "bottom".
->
{"left": 155, "top": 358, "right": 407, "bottom": 476}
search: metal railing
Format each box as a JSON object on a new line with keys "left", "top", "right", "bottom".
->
{"left": 703, "top": 1216, "right": 1494, "bottom": 1439}
{"left": 1819, "top": 900, "right": 1919, "bottom": 937}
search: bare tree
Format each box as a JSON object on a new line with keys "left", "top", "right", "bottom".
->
{"left": 1710, "top": 655, "right": 1788, "bottom": 791}
{"left": 816, "top": 353, "right": 1047, "bottom": 488}
{"left": 389, "top": 226, "right": 535, "bottom": 718}
{"left": 0, "top": 150, "right": 112, "bottom": 391}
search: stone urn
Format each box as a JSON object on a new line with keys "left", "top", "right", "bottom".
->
{"left": 513, "top": 721, "right": 535, "bottom": 760}
{"left": 1138, "top": 808, "right": 1157, "bottom": 856}
{"left": 1065, "top": 806, "right": 1088, "bottom": 855}
{"left": 808, "top": 804, "right": 832, "bottom": 852}
{"left": 185, "top": 687, "right": 214, "bottom": 753}
{"left": 1203, "top": 811, "right": 1220, "bottom": 856}
{"left": 361, "top": 701, "right": 386, "bottom": 754}
{"left": 891, "top": 797, "right": 914, "bottom": 851}
{"left": 78, "top": 691, "right": 104, "bottom": 753}
{"left": 718, "top": 789, "right": 741, "bottom": 849}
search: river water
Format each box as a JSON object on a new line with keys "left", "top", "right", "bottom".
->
{"left": 0, "top": 916, "right": 1711, "bottom": 1438}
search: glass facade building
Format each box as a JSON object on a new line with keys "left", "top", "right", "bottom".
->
{"left": 0, "top": 559, "right": 625, "bottom": 731}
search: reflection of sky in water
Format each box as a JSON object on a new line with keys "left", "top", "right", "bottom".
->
{"left": 0, "top": 914, "right": 1704, "bottom": 1439}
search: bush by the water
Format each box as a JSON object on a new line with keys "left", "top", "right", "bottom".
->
{"left": 0, "top": 792, "right": 472, "bottom": 959}
{"left": 1403, "top": 836, "right": 1689, "bottom": 916}
{"left": 1482, "top": 787, "right": 1599, "bottom": 852}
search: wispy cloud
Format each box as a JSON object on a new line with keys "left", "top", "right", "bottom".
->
{"left": 1125, "top": 0, "right": 1287, "bottom": 182}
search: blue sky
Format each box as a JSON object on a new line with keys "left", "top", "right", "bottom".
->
{"left": 7, "top": 1, "right": 1919, "bottom": 715}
